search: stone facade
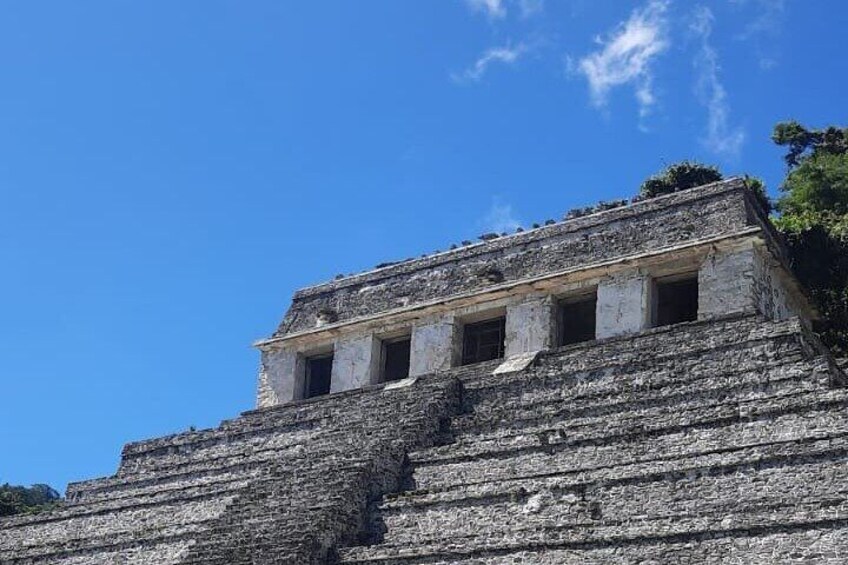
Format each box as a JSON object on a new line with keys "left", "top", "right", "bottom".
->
{"left": 3, "top": 179, "right": 844, "bottom": 564}
{"left": 257, "top": 179, "right": 810, "bottom": 406}
{"left": 4, "top": 315, "right": 846, "bottom": 564}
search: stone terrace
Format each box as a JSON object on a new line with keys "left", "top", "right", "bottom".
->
{"left": 1, "top": 314, "right": 845, "bottom": 563}
{"left": 0, "top": 376, "right": 462, "bottom": 565}
{"left": 338, "top": 315, "right": 848, "bottom": 564}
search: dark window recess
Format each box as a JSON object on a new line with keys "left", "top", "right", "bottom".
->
{"left": 462, "top": 317, "right": 506, "bottom": 365}
{"left": 305, "top": 355, "right": 333, "bottom": 398}
{"left": 654, "top": 277, "right": 699, "bottom": 327}
{"left": 560, "top": 295, "right": 597, "bottom": 345}
{"left": 383, "top": 339, "right": 411, "bottom": 382}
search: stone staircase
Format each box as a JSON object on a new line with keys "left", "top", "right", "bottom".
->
{"left": 0, "top": 374, "right": 462, "bottom": 565}
{"left": 3, "top": 314, "right": 845, "bottom": 564}
{"left": 337, "top": 315, "right": 848, "bottom": 564}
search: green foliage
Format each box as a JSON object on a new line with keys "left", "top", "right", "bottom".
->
{"left": 772, "top": 120, "right": 848, "bottom": 355}
{"left": 772, "top": 120, "right": 848, "bottom": 168}
{"left": 639, "top": 161, "right": 723, "bottom": 198}
{"left": 638, "top": 162, "right": 770, "bottom": 211}
{"left": 776, "top": 152, "right": 848, "bottom": 217}
{"left": 0, "top": 484, "right": 61, "bottom": 517}
{"left": 742, "top": 175, "right": 772, "bottom": 212}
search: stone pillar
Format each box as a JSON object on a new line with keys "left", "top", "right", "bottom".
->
{"left": 596, "top": 270, "right": 650, "bottom": 339}
{"left": 330, "top": 334, "right": 381, "bottom": 393}
{"left": 698, "top": 246, "right": 757, "bottom": 319}
{"left": 256, "top": 347, "right": 302, "bottom": 408}
{"left": 505, "top": 295, "right": 555, "bottom": 357}
{"left": 699, "top": 244, "right": 799, "bottom": 322}
{"left": 409, "top": 314, "right": 457, "bottom": 377}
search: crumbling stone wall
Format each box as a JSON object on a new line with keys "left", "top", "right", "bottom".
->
{"left": 275, "top": 180, "right": 758, "bottom": 337}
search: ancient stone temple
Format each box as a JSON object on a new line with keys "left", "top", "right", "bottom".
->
{"left": 2, "top": 178, "right": 847, "bottom": 564}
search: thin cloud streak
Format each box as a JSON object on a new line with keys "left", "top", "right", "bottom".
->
{"left": 731, "top": 0, "right": 786, "bottom": 70}
{"left": 732, "top": 0, "right": 786, "bottom": 39}
{"left": 481, "top": 198, "right": 521, "bottom": 234}
{"left": 453, "top": 43, "right": 528, "bottom": 83}
{"left": 466, "top": 0, "right": 507, "bottom": 19}
{"left": 518, "top": 0, "right": 544, "bottom": 18}
{"left": 576, "top": 0, "right": 670, "bottom": 120}
{"left": 692, "top": 6, "right": 745, "bottom": 158}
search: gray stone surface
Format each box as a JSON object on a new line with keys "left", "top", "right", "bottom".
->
{"left": 596, "top": 269, "right": 650, "bottom": 338}
{"left": 409, "top": 315, "right": 457, "bottom": 377}
{"left": 504, "top": 295, "right": 554, "bottom": 356}
{"left": 256, "top": 346, "right": 301, "bottom": 406}
{"left": 0, "top": 377, "right": 463, "bottom": 565}
{"left": 331, "top": 334, "right": 381, "bottom": 393}
{"left": 273, "top": 179, "right": 760, "bottom": 337}
{"left": 4, "top": 315, "right": 846, "bottom": 564}
{"left": 4, "top": 181, "right": 843, "bottom": 564}
{"left": 337, "top": 315, "right": 848, "bottom": 564}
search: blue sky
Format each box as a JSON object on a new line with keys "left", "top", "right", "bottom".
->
{"left": 0, "top": 1, "right": 844, "bottom": 492}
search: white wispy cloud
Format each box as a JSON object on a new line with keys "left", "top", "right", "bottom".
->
{"left": 691, "top": 6, "right": 745, "bottom": 158}
{"left": 731, "top": 0, "right": 786, "bottom": 69}
{"left": 576, "top": 0, "right": 670, "bottom": 120}
{"left": 518, "top": 0, "right": 544, "bottom": 18}
{"left": 453, "top": 43, "right": 528, "bottom": 82}
{"left": 466, "top": 0, "right": 507, "bottom": 19}
{"left": 732, "top": 0, "right": 786, "bottom": 39}
{"left": 481, "top": 198, "right": 521, "bottom": 233}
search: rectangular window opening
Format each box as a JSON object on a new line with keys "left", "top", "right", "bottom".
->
{"left": 304, "top": 355, "right": 333, "bottom": 399}
{"left": 559, "top": 294, "right": 597, "bottom": 346}
{"left": 653, "top": 276, "right": 699, "bottom": 328}
{"left": 462, "top": 317, "right": 506, "bottom": 366}
{"left": 382, "top": 338, "right": 411, "bottom": 382}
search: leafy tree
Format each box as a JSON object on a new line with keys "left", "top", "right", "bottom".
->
{"left": 638, "top": 161, "right": 770, "bottom": 211}
{"left": 638, "top": 161, "right": 723, "bottom": 198}
{"left": 0, "top": 484, "right": 61, "bottom": 517}
{"left": 772, "top": 121, "right": 848, "bottom": 355}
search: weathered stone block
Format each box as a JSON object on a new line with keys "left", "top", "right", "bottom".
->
{"left": 256, "top": 347, "right": 301, "bottom": 408}
{"left": 505, "top": 295, "right": 555, "bottom": 357}
{"left": 596, "top": 270, "right": 650, "bottom": 338}
{"left": 331, "top": 334, "right": 381, "bottom": 393}
{"left": 410, "top": 315, "right": 457, "bottom": 377}
{"left": 698, "top": 245, "right": 757, "bottom": 319}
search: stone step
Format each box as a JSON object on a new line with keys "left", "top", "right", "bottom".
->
{"left": 338, "top": 499, "right": 848, "bottom": 564}
{"left": 444, "top": 369, "right": 815, "bottom": 459}
{"left": 411, "top": 390, "right": 848, "bottom": 491}
{"left": 445, "top": 356, "right": 817, "bottom": 445}
{"left": 112, "top": 376, "right": 459, "bottom": 473}
{"left": 412, "top": 378, "right": 847, "bottom": 484}
{"left": 462, "top": 339, "right": 805, "bottom": 413}
{"left": 458, "top": 315, "right": 803, "bottom": 393}
{"left": 0, "top": 476, "right": 254, "bottom": 530}
{"left": 464, "top": 323, "right": 803, "bottom": 396}
{"left": 23, "top": 540, "right": 195, "bottom": 565}
{"left": 393, "top": 409, "right": 848, "bottom": 509}
{"left": 339, "top": 525, "right": 848, "bottom": 564}
{"left": 0, "top": 495, "right": 234, "bottom": 560}
{"left": 378, "top": 457, "right": 848, "bottom": 546}
{"left": 68, "top": 409, "right": 437, "bottom": 503}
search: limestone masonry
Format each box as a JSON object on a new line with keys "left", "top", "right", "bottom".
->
{"left": 2, "top": 179, "right": 847, "bottom": 564}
